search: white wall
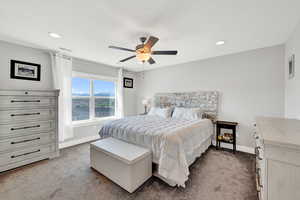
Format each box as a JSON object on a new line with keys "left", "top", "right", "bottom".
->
{"left": 0, "top": 40, "right": 53, "bottom": 90}
{"left": 136, "top": 45, "right": 285, "bottom": 148}
{"left": 73, "top": 58, "right": 118, "bottom": 77}
{"left": 285, "top": 22, "right": 300, "bottom": 119}
{"left": 123, "top": 71, "right": 138, "bottom": 116}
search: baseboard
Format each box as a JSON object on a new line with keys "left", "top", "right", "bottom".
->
{"left": 211, "top": 141, "right": 254, "bottom": 154}
{"left": 59, "top": 135, "right": 254, "bottom": 154}
{"left": 59, "top": 135, "right": 100, "bottom": 149}
{"left": 237, "top": 145, "right": 254, "bottom": 154}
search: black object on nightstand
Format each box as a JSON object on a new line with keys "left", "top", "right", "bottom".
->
{"left": 216, "top": 121, "right": 238, "bottom": 153}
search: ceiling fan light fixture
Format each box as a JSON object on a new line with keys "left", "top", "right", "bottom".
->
{"left": 109, "top": 36, "right": 178, "bottom": 64}
{"left": 216, "top": 40, "right": 225, "bottom": 45}
{"left": 136, "top": 52, "right": 151, "bottom": 62}
{"left": 48, "top": 32, "right": 62, "bottom": 39}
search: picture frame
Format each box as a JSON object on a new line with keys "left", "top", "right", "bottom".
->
{"left": 10, "top": 60, "right": 41, "bottom": 81}
{"left": 123, "top": 77, "right": 133, "bottom": 88}
{"left": 288, "top": 54, "right": 295, "bottom": 79}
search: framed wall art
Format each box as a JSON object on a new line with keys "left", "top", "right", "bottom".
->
{"left": 10, "top": 60, "right": 41, "bottom": 81}
{"left": 123, "top": 77, "right": 133, "bottom": 88}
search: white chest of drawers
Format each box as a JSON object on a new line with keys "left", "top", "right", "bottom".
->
{"left": 0, "top": 90, "right": 59, "bottom": 172}
{"left": 254, "top": 117, "right": 300, "bottom": 200}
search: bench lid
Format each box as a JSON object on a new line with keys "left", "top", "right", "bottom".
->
{"left": 91, "top": 138, "right": 151, "bottom": 164}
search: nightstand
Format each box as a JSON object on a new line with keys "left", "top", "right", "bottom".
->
{"left": 216, "top": 121, "right": 238, "bottom": 153}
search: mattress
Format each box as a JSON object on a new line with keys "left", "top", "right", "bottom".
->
{"left": 99, "top": 115, "right": 213, "bottom": 187}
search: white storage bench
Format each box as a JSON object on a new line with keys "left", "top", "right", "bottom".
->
{"left": 90, "top": 137, "right": 152, "bottom": 193}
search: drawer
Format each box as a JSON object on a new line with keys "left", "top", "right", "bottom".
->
{"left": 0, "top": 120, "right": 55, "bottom": 138}
{"left": 0, "top": 96, "right": 56, "bottom": 109}
{"left": 0, "top": 132, "right": 55, "bottom": 152}
{"left": 0, "top": 109, "right": 56, "bottom": 124}
{"left": 0, "top": 90, "right": 58, "bottom": 97}
{"left": 0, "top": 144, "right": 55, "bottom": 167}
{"left": 264, "top": 144, "right": 300, "bottom": 166}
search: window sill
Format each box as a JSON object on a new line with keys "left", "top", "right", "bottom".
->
{"left": 72, "top": 116, "right": 117, "bottom": 128}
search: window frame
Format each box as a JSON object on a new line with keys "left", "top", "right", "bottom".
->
{"left": 72, "top": 71, "right": 118, "bottom": 124}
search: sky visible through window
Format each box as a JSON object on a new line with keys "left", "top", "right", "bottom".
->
{"left": 72, "top": 77, "right": 115, "bottom": 96}
{"left": 94, "top": 79, "right": 115, "bottom": 96}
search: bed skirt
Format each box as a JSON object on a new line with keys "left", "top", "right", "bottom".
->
{"left": 153, "top": 136, "right": 212, "bottom": 186}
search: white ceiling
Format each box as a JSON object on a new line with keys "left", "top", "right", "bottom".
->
{"left": 0, "top": 0, "right": 300, "bottom": 71}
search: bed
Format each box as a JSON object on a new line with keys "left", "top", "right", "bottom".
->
{"left": 99, "top": 91, "right": 219, "bottom": 187}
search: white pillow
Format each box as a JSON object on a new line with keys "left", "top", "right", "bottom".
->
{"left": 172, "top": 107, "right": 202, "bottom": 120}
{"left": 147, "top": 107, "right": 172, "bottom": 118}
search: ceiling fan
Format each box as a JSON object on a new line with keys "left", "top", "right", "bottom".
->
{"left": 109, "top": 36, "right": 178, "bottom": 64}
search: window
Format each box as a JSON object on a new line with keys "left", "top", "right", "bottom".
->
{"left": 72, "top": 77, "right": 90, "bottom": 121}
{"left": 94, "top": 80, "right": 115, "bottom": 118}
{"left": 72, "top": 73, "right": 116, "bottom": 122}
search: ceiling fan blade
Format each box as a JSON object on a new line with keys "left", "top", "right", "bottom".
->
{"left": 109, "top": 45, "right": 135, "bottom": 52}
{"left": 145, "top": 36, "right": 159, "bottom": 48}
{"left": 152, "top": 50, "right": 178, "bottom": 55}
{"left": 119, "top": 55, "right": 136, "bottom": 62}
{"left": 148, "top": 57, "right": 156, "bottom": 64}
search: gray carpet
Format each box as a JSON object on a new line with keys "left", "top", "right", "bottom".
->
{"left": 0, "top": 143, "right": 257, "bottom": 200}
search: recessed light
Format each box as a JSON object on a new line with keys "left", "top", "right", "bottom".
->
{"left": 48, "top": 32, "right": 62, "bottom": 39}
{"left": 216, "top": 40, "right": 225, "bottom": 45}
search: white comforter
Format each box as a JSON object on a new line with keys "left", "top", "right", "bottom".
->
{"left": 99, "top": 115, "right": 213, "bottom": 187}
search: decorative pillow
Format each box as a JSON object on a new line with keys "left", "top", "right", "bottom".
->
{"left": 147, "top": 107, "right": 172, "bottom": 118}
{"left": 172, "top": 107, "right": 203, "bottom": 120}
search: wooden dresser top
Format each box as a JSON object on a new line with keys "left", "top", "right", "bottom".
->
{"left": 256, "top": 116, "right": 300, "bottom": 149}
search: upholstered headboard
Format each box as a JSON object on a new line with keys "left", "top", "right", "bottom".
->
{"left": 153, "top": 91, "right": 219, "bottom": 118}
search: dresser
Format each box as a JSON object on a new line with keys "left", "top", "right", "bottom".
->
{"left": 0, "top": 90, "right": 59, "bottom": 172}
{"left": 254, "top": 117, "right": 300, "bottom": 200}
